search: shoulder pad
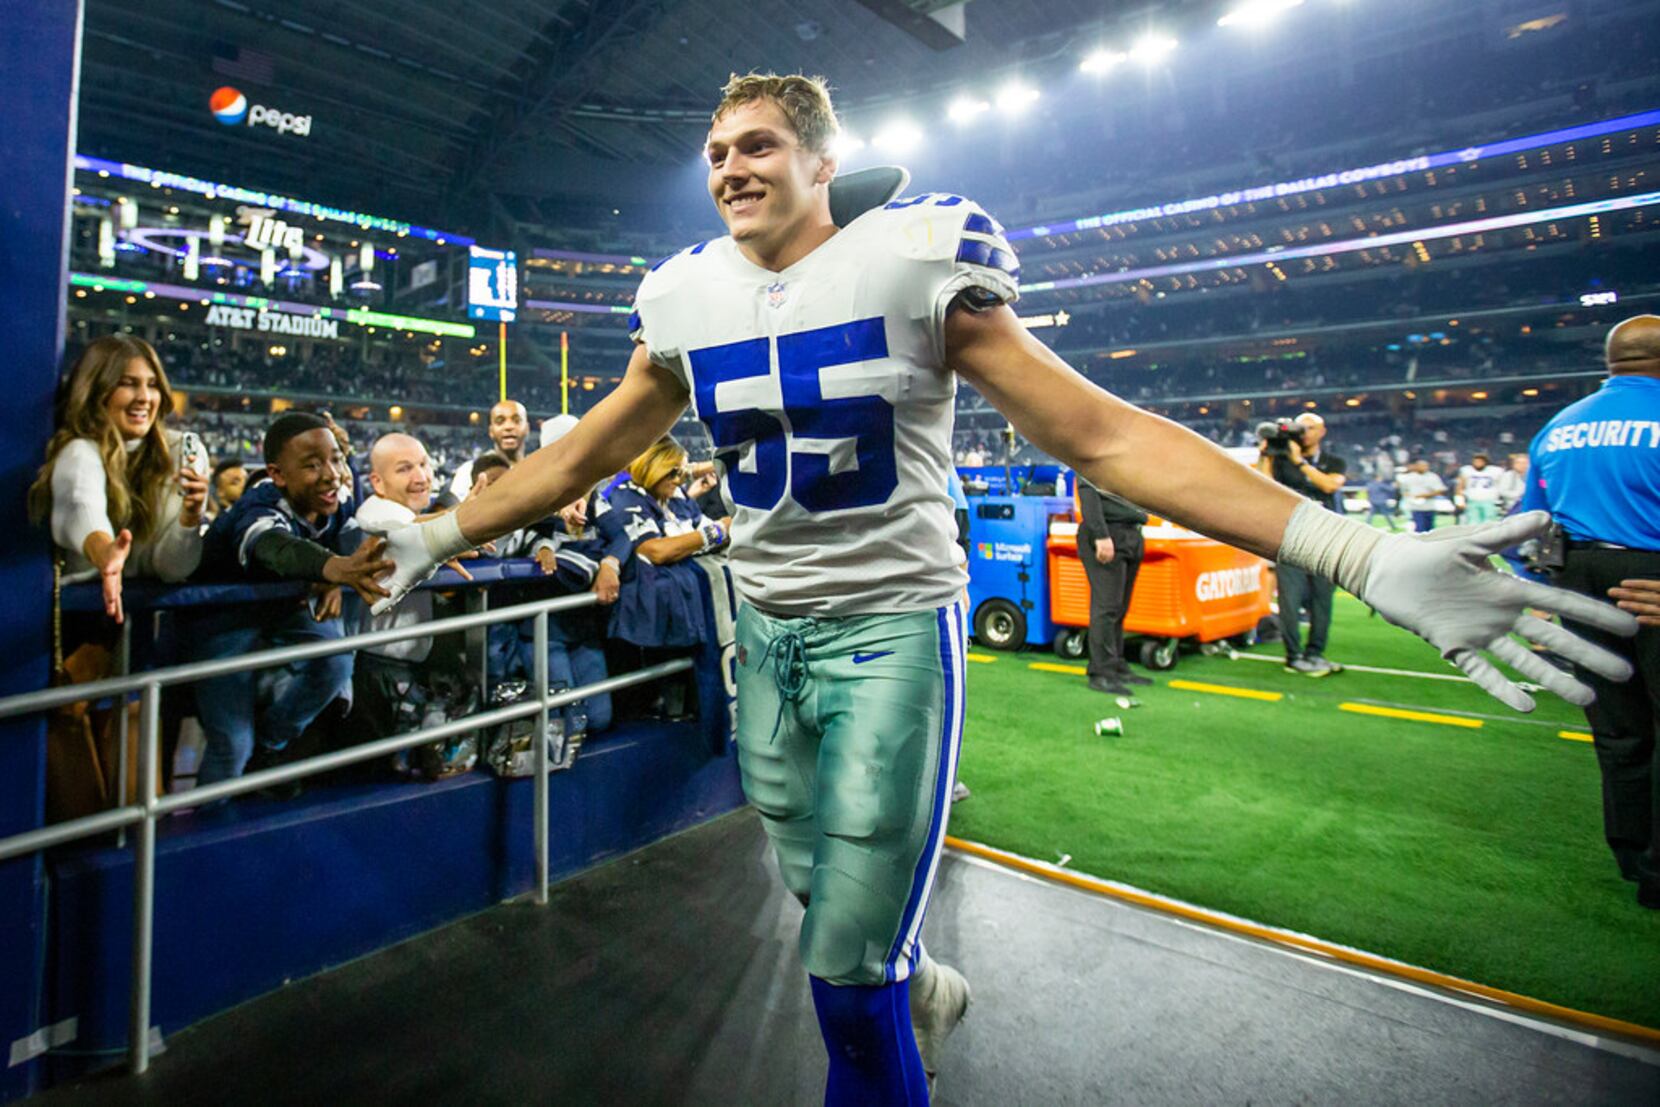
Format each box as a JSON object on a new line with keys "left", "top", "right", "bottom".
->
{"left": 631, "top": 237, "right": 725, "bottom": 341}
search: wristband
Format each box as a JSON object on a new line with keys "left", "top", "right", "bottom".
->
{"left": 1276, "top": 499, "right": 1385, "bottom": 595}
{"left": 420, "top": 511, "right": 473, "bottom": 563}
{"left": 698, "top": 522, "right": 726, "bottom": 553}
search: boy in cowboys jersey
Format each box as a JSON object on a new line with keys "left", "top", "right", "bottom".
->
{"left": 374, "top": 74, "right": 1637, "bottom": 1104}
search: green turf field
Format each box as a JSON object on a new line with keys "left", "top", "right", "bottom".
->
{"left": 949, "top": 592, "right": 1660, "bottom": 1030}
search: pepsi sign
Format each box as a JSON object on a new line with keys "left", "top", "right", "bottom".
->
{"left": 209, "top": 86, "right": 312, "bottom": 137}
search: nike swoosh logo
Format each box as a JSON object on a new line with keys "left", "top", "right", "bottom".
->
{"left": 851, "top": 651, "right": 894, "bottom": 665}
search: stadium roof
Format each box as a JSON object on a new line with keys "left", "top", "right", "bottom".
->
{"left": 77, "top": 0, "right": 1121, "bottom": 233}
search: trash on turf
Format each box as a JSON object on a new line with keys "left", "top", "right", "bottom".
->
{"left": 1094, "top": 717, "right": 1124, "bottom": 737}
{"left": 1115, "top": 695, "right": 1142, "bottom": 710}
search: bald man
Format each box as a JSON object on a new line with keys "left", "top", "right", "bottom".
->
{"left": 1520, "top": 314, "right": 1660, "bottom": 908}
{"left": 450, "top": 400, "right": 531, "bottom": 500}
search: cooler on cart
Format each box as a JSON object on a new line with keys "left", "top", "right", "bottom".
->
{"left": 1047, "top": 516, "right": 1271, "bottom": 671}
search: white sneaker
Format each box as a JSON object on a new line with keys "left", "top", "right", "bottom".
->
{"left": 910, "top": 959, "right": 970, "bottom": 1095}
{"left": 952, "top": 781, "right": 971, "bottom": 803}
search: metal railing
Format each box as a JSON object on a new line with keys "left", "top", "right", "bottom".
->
{"left": 0, "top": 592, "right": 694, "bottom": 1075}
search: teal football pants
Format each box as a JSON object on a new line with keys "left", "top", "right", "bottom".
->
{"left": 734, "top": 600, "right": 966, "bottom": 987}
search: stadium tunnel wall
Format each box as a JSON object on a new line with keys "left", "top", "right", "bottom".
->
{"left": 0, "top": 3, "right": 82, "bottom": 1100}
{"left": 43, "top": 722, "right": 745, "bottom": 1086}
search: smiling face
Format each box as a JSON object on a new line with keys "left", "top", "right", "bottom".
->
{"left": 269, "top": 427, "right": 345, "bottom": 520}
{"left": 368, "top": 433, "right": 434, "bottom": 513}
{"left": 706, "top": 98, "right": 836, "bottom": 268}
{"left": 489, "top": 401, "right": 529, "bottom": 458}
{"left": 104, "top": 357, "right": 163, "bottom": 441}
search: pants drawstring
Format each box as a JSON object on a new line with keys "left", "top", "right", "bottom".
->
{"left": 759, "top": 628, "right": 809, "bottom": 743}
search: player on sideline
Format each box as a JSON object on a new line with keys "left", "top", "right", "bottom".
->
{"left": 375, "top": 74, "right": 1637, "bottom": 1104}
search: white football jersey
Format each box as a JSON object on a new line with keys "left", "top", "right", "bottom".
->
{"left": 1459, "top": 464, "right": 1500, "bottom": 502}
{"left": 630, "top": 193, "right": 1020, "bottom": 616}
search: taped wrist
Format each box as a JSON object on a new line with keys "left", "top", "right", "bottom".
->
{"left": 1277, "top": 499, "right": 1385, "bottom": 595}
{"left": 421, "top": 511, "right": 473, "bottom": 563}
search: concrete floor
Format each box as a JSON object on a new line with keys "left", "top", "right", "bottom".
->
{"left": 36, "top": 808, "right": 1660, "bottom": 1105}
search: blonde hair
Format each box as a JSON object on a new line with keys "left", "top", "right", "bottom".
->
{"left": 28, "top": 335, "right": 177, "bottom": 543}
{"left": 712, "top": 72, "right": 840, "bottom": 154}
{"left": 629, "top": 437, "right": 688, "bottom": 495}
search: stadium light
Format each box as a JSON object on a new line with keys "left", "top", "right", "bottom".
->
{"left": 1129, "top": 32, "right": 1179, "bottom": 65}
{"left": 995, "top": 82, "right": 1040, "bottom": 115}
{"left": 1079, "top": 48, "right": 1127, "bottom": 74}
{"left": 947, "top": 96, "right": 991, "bottom": 124}
{"left": 1217, "top": 0, "right": 1304, "bottom": 29}
{"left": 873, "top": 118, "right": 925, "bottom": 155}
{"left": 831, "top": 131, "right": 866, "bottom": 158}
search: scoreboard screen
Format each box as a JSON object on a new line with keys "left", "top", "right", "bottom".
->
{"left": 468, "top": 245, "right": 518, "bottom": 322}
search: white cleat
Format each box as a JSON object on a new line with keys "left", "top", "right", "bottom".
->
{"left": 910, "top": 959, "right": 970, "bottom": 1097}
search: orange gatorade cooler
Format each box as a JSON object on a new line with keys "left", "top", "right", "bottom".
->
{"left": 1048, "top": 513, "right": 1271, "bottom": 671}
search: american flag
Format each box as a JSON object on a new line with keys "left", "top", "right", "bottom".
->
{"left": 212, "top": 46, "right": 275, "bottom": 86}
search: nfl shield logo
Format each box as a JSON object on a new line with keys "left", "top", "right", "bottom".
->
{"left": 766, "top": 281, "right": 788, "bottom": 309}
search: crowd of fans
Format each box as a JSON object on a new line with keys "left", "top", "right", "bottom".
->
{"left": 37, "top": 335, "right": 734, "bottom": 811}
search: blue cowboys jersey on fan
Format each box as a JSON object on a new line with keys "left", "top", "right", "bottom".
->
{"left": 629, "top": 193, "right": 1019, "bottom": 616}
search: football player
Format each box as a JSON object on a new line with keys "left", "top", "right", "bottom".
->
{"left": 374, "top": 74, "right": 1638, "bottom": 1104}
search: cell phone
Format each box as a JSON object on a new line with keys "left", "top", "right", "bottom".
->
{"left": 179, "top": 432, "right": 206, "bottom": 475}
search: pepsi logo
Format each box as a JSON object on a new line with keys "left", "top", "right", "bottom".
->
{"left": 210, "top": 86, "right": 248, "bottom": 126}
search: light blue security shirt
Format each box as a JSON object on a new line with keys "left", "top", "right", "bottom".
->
{"left": 1522, "top": 374, "right": 1660, "bottom": 549}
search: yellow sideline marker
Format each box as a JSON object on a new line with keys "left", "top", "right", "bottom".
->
{"left": 1340, "top": 702, "right": 1483, "bottom": 729}
{"left": 943, "top": 835, "right": 1660, "bottom": 1048}
{"left": 1029, "top": 661, "right": 1087, "bottom": 675}
{"left": 1558, "top": 730, "right": 1594, "bottom": 743}
{"left": 1168, "top": 679, "right": 1282, "bottom": 703}
{"left": 965, "top": 653, "right": 997, "bottom": 664}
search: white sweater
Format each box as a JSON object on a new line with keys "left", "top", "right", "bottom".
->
{"left": 51, "top": 430, "right": 207, "bottom": 583}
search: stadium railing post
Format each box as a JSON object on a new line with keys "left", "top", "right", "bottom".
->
{"left": 533, "top": 610, "right": 550, "bottom": 906}
{"left": 129, "top": 681, "right": 159, "bottom": 1074}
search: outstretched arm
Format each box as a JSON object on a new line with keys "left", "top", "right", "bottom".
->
{"left": 946, "top": 304, "right": 1302, "bottom": 558}
{"left": 452, "top": 345, "right": 688, "bottom": 541}
{"left": 946, "top": 303, "right": 1639, "bottom": 711}
{"left": 373, "top": 345, "right": 688, "bottom": 612}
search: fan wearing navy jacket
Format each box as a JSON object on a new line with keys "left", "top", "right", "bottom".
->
{"left": 190, "top": 412, "right": 391, "bottom": 785}
{"left": 595, "top": 436, "right": 730, "bottom": 650}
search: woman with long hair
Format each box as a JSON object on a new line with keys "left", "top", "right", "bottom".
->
{"left": 29, "top": 334, "right": 209, "bottom": 623}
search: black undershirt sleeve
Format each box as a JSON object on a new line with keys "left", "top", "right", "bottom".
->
{"left": 249, "top": 529, "right": 334, "bottom": 580}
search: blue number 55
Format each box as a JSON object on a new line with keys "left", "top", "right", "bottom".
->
{"left": 688, "top": 317, "right": 897, "bottom": 513}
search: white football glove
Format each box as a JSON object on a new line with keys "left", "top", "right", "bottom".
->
{"left": 1281, "top": 506, "right": 1638, "bottom": 712}
{"left": 369, "top": 513, "right": 472, "bottom": 616}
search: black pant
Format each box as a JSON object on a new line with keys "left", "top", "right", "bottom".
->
{"left": 1277, "top": 563, "right": 1334, "bottom": 660}
{"left": 1079, "top": 523, "right": 1143, "bottom": 678}
{"left": 1558, "top": 547, "right": 1660, "bottom": 878}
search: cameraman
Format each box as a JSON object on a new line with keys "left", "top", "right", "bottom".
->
{"left": 1257, "top": 413, "right": 1347, "bottom": 676}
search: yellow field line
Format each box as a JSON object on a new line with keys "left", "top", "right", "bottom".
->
{"left": 1167, "top": 679, "right": 1283, "bottom": 703}
{"left": 1558, "top": 730, "right": 1594, "bottom": 743}
{"left": 1339, "top": 702, "right": 1483, "bottom": 729}
{"left": 1029, "top": 661, "right": 1087, "bottom": 675}
{"left": 944, "top": 834, "right": 1660, "bottom": 1048}
{"left": 965, "top": 653, "right": 997, "bottom": 665}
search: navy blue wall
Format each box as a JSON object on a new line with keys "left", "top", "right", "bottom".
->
{"left": 0, "top": 3, "right": 82, "bottom": 1100}
{"left": 45, "top": 722, "right": 744, "bottom": 1084}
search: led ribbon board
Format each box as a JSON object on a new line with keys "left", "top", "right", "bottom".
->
{"left": 73, "top": 155, "right": 473, "bottom": 245}
{"left": 1007, "top": 107, "right": 1660, "bottom": 242}
{"left": 1017, "top": 190, "right": 1660, "bottom": 295}
{"left": 69, "top": 273, "right": 477, "bottom": 338}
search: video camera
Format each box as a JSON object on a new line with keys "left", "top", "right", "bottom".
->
{"left": 1255, "top": 418, "right": 1306, "bottom": 459}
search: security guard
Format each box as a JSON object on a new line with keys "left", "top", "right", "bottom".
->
{"left": 1522, "top": 314, "right": 1660, "bottom": 909}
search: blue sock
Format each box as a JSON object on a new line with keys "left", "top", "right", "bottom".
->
{"left": 809, "top": 975, "right": 929, "bottom": 1106}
